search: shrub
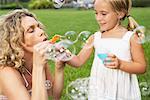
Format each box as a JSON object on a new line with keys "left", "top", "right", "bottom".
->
{"left": 132, "top": 0, "right": 150, "bottom": 7}
{"left": 29, "top": 0, "right": 53, "bottom": 9}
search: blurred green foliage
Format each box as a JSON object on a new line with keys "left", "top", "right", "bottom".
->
{"left": 132, "top": 0, "right": 150, "bottom": 7}
{"left": 0, "top": 0, "right": 150, "bottom": 10}
{"left": 28, "top": 0, "right": 53, "bottom": 9}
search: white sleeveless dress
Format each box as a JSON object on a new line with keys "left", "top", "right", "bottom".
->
{"left": 88, "top": 31, "right": 141, "bottom": 100}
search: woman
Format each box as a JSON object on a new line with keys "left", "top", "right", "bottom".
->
{"left": 0, "top": 9, "right": 64, "bottom": 100}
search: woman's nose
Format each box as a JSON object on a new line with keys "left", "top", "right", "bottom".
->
{"left": 38, "top": 28, "right": 44, "bottom": 37}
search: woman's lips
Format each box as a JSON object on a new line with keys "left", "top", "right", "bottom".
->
{"left": 43, "top": 38, "right": 48, "bottom": 41}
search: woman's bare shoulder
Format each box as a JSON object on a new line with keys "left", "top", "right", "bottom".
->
{"left": 0, "top": 66, "right": 23, "bottom": 87}
{"left": 0, "top": 66, "right": 30, "bottom": 99}
{"left": 0, "top": 66, "right": 20, "bottom": 76}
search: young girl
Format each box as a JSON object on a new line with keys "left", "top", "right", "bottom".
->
{"left": 66, "top": 0, "right": 147, "bottom": 99}
{"left": 0, "top": 9, "right": 64, "bottom": 100}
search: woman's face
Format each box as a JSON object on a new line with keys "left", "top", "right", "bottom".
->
{"left": 21, "top": 16, "right": 47, "bottom": 49}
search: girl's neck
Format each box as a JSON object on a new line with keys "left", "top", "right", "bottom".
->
{"left": 101, "top": 25, "right": 127, "bottom": 38}
{"left": 104, "top": 23, "right": 123, "bottom": 32}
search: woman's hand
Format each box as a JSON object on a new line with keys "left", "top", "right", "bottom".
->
{"left": 33, "top": 41, "right": 49, "bottom": 67}
{"left": 104, "top": 54, "right": 120, "bottom": 69}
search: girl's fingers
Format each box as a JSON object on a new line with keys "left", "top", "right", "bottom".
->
{"left": 104, "top": 54, "right": 120, "bottom": 69}
{"left": 105, "top": 57, "right": 115, "bottom": 62}
{"left": 104, "top": 61, "right": 116, "bottom": 66}
{"left": 107, "top": 53, "right": 116, "bottom": 58}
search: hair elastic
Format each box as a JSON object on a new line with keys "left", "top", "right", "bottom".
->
{"left": 127, "top": 15, "right": 131, "bottom": 18}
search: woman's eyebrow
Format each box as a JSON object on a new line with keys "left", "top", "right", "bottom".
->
{"left": 26, "top": 25, "right": 34, "bottom": 32}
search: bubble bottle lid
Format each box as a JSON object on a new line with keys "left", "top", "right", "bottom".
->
{"left": 49, "top": 35, "right": 61, "bottom": 44}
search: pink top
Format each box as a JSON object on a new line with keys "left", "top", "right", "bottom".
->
{"left": 0, "top": 95, "right": 8, "bottom": 100}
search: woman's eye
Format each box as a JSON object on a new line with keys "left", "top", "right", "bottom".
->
{"left": 38, "top": 24, "right": 43, "bottom": 29}
{"left": 28, "top": 28, "right": 34, "bottom": 33}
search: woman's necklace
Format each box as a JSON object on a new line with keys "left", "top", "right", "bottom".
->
{"left": 22, "top": 66, "right": 52, "bottom": 90}
{"left": 22, "top": 67, "right": 32, "bottom": 88}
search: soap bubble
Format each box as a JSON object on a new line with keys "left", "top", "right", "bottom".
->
{"left": 45, "top": 40, "right": 75, "bottom": 61}
{"left": 55, "top": 40, "right": 76, "bottom": 61}
{"left": 139, "top": 82, "right": 150, "bottom": 96}
{"left": 66, "top": 77, "right": 90, "bottom": 100}
{"left": 65, "top": 31, "right": 78, "bottom": 43}
{"left": 52, "top": 0, "right": 65, "bottom": 8}
{"left": 133, "top": 26, "right": 146, "bottom": 44}
{"left": 78, "top": 31, "right": 93, "bottom": 49}
{"left": 44, "top": 30, "right": 93, "bottom": 61}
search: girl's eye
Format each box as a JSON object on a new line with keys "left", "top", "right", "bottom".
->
{"left": 102, "top": 13, "right": 107, "bottom": 16}
{"left": 94, "top": 11, "right": 98, "bottom": 15}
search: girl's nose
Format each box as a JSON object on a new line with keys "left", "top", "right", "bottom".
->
{"left": 96, "top": 14, "right": 102, "bottom": 21}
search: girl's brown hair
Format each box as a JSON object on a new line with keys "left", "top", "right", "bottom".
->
{"left": 94, "top": 0, "right": 140, "bottom": 31}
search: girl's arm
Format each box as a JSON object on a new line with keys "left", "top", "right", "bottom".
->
{"left": 53, "top": 61, "right": 65, "bottom": 100}
{"left": 119, "top": 34, "right": 147, "bottom": 74}
{"left": 66, "top": 35, "right": 94, "bottom": 68}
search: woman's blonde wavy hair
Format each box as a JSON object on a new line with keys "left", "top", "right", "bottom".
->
{"left": 94, "top": 0, "right": 140, "bottom": 31}
{"left": 0, "top": 9, "right": 44, "bottom": 71}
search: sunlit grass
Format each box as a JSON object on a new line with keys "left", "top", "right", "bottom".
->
{"left": 0, "top": 8, "right": 150, "bottom": 100}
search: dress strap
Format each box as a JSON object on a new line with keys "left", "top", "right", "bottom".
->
{"left": 122, "top": 31, "right": 134, "bottom": 42}
{"left": 93, "top": 31, "right": 101, "bottom": 47}
{"left": 94, "top": 31, "right": 101, "bottom": 42}
{"left": 94, "top": 31, "right": 101, "bottom": 38}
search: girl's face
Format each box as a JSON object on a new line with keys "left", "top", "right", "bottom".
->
{"left": 21, "top": 16, "right": 47, "bottom": 48}
{"left": 94, "top": 0, "right": 120, "bottom": 32}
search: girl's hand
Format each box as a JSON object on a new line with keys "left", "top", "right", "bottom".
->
{"left": 104, "top": 54, "right": 120, "bottom": 69}
{"left": 33, "top": 41, "right": 49, "bottom": 67}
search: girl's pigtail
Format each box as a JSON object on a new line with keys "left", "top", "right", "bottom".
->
{"left": 127, "top": 15, "right": 139, "bottom": 31}
{"left": 127, "top": 15, "right": 145, "bottom": 42}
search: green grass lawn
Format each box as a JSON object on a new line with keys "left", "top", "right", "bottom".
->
{"left": 0, "top": 8, "right": 150, "bottom": 100}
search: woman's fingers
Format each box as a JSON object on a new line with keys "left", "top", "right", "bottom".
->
{"left": 34, "top": 41, "right": 50, "bottom": 55}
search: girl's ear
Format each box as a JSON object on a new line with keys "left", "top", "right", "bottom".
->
{"left": 117, "top": 11, "right": 126, "bottom": 20}
{"left": 20, "top": 42, "right": 33, "bottom": 52}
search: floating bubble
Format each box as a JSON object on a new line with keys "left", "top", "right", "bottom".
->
{"left": 78, "top": 31, "right": 93, "bottom": 49}
{"left": 65, "top": 31, "right": 78, "bottom": 43}
{"left": 66, "top": 77, "right": 89, "bottom": 100}
{"left": 55, "top": 40, "right": 76, "bottom": 61}
{"left": 133, "top": 26, "right": 146, "bottom": 44}
{"left": 45, "top": 30, "right": 93, "bottom": 61}
{"left": 78, "top": 31, "right": 91, "bottom": 42}
{"left": 44, "top": 43, "right": 57, "bottom": 60}
{"left": 139, "top": 82, "right": 150, "bottom": 96}
{"left": 45, "top": 40, "right": 75, "bottom": 61}
{"left": 144, "top": 35, "right": 150, "bottom": 42}
{"left": 52, "top": 0, "right": 65, "bottom": 8}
